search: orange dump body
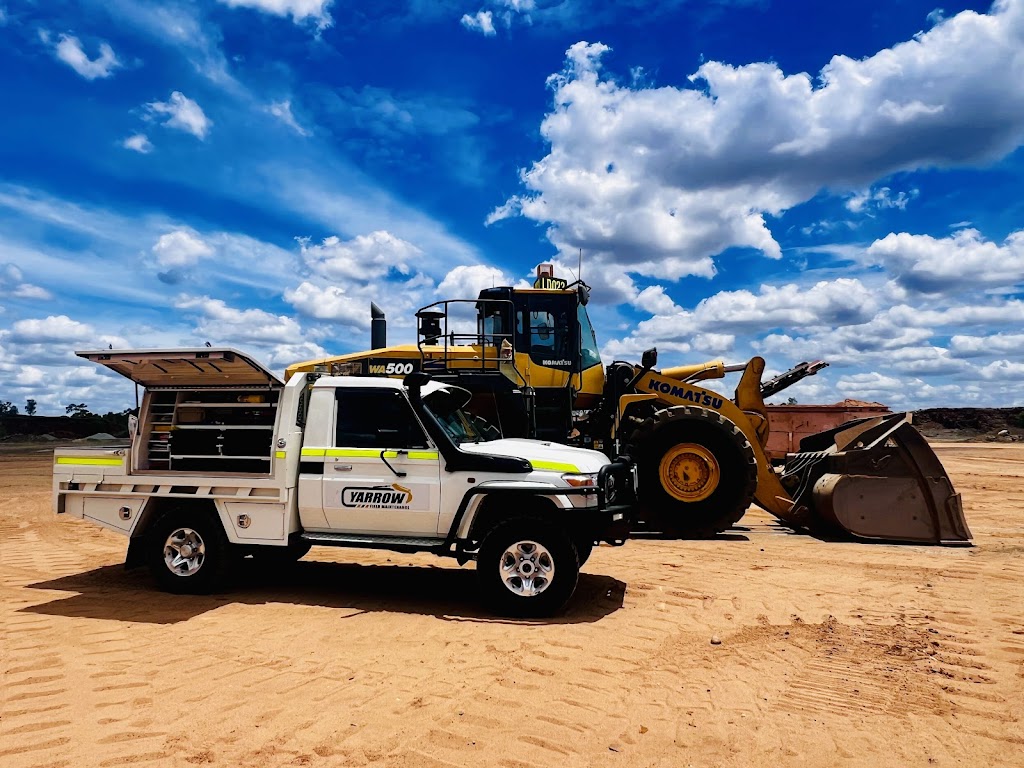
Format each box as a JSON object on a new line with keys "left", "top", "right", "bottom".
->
{"left": 765, "top": 402, "right": 890, "bottom": 461}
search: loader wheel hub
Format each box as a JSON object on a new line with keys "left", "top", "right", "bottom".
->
{"left": 659, "top": 443, "right": 720, "bottom": 502}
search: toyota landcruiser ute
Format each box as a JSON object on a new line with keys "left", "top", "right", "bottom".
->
{"left": 53, "top": 348, "right": 634, "bottom": 616}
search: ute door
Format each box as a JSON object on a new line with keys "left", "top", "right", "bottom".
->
{"left": 320, "top": 388, "right": 442, "bottom": 537}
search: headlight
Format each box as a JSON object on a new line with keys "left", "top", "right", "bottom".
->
{"left": 562, "top": 472, "right": 598, "bottom": 488}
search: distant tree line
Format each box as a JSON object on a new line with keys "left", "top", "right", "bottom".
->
{"left": 0, "top": 398, "right": 134, "bottom": 439}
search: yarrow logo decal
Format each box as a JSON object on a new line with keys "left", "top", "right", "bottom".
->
{"left": 648, "top": 379, "right": 724, "bottom": 409}
{"left": 341, "top": 483, "right": 422, "bottom": 510}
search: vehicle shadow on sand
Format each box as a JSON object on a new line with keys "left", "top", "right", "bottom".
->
{"left": 20, "top": 560, "right": 627, "bottom": 626}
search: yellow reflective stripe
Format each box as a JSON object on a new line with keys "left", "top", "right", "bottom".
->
{"left": 299, "top": 448, "right": 439, "bottom": 460}
{"left": 530, "top": 460, "right": 580, "bottom": 473}
{"left": 325, "top": 448, "right": 397, "bottom": 458}
{"left": 54, "top": 457, "right": 124, "bottom": 466}
{"left": 407, "top": 451, "right": 439, "bottom": 461}
{"left": 274, "top": 451, "right": 286, "bottom": 459}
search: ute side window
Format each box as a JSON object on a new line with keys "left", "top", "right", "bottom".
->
{"left": 335, "top": 389, "right": 429, "bottom": 449}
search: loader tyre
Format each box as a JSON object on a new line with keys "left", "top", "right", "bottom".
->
{"left": 146, "top": 509, "right": 230, "bottom": 594}
{"left": 631, "top": 406, "right": 757, "bottom": 537}
{"left": 477, "top": 518, "right": 579, "bottom": 617}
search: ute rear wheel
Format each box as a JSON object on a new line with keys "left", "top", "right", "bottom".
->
{"left": 146, "top": 510, "right": 230, "bottom": 594}
{"left": 477, "top": 518, "right": 579, "bottom": 617}
{"left": 632, "top": 406, "right": 757, "bottom": 537}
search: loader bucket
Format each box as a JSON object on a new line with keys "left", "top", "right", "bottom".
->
{"left": 779, "top": 413, "right": 971, "bottom": 544}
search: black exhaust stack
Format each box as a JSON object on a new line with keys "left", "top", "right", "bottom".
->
{"left": 371, "top": 302, "right": 386, "bottom": 349}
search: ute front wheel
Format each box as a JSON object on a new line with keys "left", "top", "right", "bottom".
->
{"left": 633, "top": 407, "right": 757, "bottom": 537}
{"left": 477, "top": 519, "right": 579, "bottom": 617}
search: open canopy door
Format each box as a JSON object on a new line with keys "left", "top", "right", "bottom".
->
{"left": 77, "top": 348, "right": 283, "bottom": 389}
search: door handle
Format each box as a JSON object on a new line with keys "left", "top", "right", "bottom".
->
{"left": 333, "top": 464, "right": 353, "bottom": 472}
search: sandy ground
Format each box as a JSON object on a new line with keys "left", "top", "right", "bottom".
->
{"left": 1, "top": 444, "right": 1022, "bottom": 768}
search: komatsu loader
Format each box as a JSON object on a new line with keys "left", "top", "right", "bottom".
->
{"left": 288, "top": 266, "right": 970, "bottom": 544}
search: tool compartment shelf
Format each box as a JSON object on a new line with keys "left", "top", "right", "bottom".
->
{"left": 139, "top": 388, "right": 279, "bottom": 474}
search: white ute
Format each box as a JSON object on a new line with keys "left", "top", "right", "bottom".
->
{"left": 53, "top": 349, "right": 633, "bottom": 615}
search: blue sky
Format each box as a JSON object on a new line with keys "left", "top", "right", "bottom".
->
{"left": 2, "top": 0, "right": 1023, "bottom": 415}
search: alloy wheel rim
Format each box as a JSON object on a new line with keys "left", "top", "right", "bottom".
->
{"left": 163, "top": 527, "right": 206, "bottom": 576}
{"left": 499, "top": 540, "right": 555, "bottom": 597}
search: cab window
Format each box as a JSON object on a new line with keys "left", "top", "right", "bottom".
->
{"left": 578, "top": 304, "right": 602, "bottom": 369}
{"left": 335, "top": 389, "right": 429, "bottom": 449}
{"left": 515, "top": 294, "right": 577, "bottom": 368}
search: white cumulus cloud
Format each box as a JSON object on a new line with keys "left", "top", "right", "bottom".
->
{"left": 9, "top": 315, "right": 94, "bottom": 343}
{"left": 978, "top": 359, "right": 1024, "bottom": 380}
{"left": 0, "top": 264, "right": 52, "bottom": 300}
{"left": 949, "top": 332, "right": 1024, "bottom": 357}
{"left": 867, "top": 227, "right": 1024, "bottom": 293}
{"left": 53, "top": 33, "right": 121, "bottom": 80}
{"left": 283, "top": 281, "right": 368, "bottom": 328}
{"left": 146, "top": 92, "right": 212, "bottom": 140}
{"left": 175, "top": 295, "right": 304, "bottom": 344}
{"left": 122, "top": 134, "right": 154, "bottom": 154}
{"left": 435, "top": 264, "right": 509, "bottom": 297}
{"left": 299, "top": 231, "right": 421, "bottom": 281}
{"left": 492, "top": 2, "right": 1024, "bottom": 281}
{"left": 845, "top": 186, "right": 918, "bottom": 214}
{"left": 152, "top": 229, "right": 215, "bottom": 269}
{"left": 461, "top": 10, "right": 496, "bottom": 35}
{"left": 218, "top": 0, "right": 333, "bottom": 28}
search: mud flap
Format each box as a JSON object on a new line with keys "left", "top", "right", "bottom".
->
{"left": 781, "top": 413, "right": 971, "bottom": 544}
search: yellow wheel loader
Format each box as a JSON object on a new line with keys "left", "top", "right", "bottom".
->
{"left": 288, "top": 268, "right": 970, "bottom": 544}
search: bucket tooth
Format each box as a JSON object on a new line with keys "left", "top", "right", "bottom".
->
{"left": 780, "top": 412, "right": 971, "bottom": 544}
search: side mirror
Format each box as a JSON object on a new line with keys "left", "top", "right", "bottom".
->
{"left": 577, "top": 284, "right": 591, "bottom": 306}
{"left": 127, "top": 414, "right": 139, "bottom": 439}
{"left": 404, "top": 371, "right": 432, "bottom": 392}
{"left": 641, "top": 347, "right": 658, "bottom": 370}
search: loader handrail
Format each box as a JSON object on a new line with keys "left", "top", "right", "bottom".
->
{"left": 414, "top": 298, "right": 527, "bottom": 386}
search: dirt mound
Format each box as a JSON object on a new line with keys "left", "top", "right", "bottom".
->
{"left": 914, "top": 407, "right": 1024, "bottom": 441}
{"left": 834, "top": 398, "right": 888, "bottom": 408}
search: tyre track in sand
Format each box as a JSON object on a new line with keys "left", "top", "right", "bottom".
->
{"left": 3, "top": 445, "right": 1024, "bottom": 766}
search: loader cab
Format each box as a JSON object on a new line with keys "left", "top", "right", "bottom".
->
{"left": 476, "top": 286, "right": 599, "bottom": 375}
{"left": 411, "top": 267, "right": 605, "bottom": 443}
{"left": 475, "top": 273, "right": 605, "bottom": 441}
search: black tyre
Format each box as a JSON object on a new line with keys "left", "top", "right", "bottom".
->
{"left": 247, "top": 538, "right": 311, "bottom": 567}
{"left": 631, "top": 406, "right": 757, "bottom": 537}
{"left": 146, "top": 510, "right": 231, "bottom": 594}
{"left": 477, "top": 518, "right": 580, "bottom": 617}
{"left": 575, "top": 540, "right": 594, "bottom": 568}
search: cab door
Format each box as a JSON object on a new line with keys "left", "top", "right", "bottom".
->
{"left": 320, "top": 388, "right": 442, "bottom": 537}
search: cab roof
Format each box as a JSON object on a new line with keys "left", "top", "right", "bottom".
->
{"left": 314, "top": 376, "right": 453, "bottom": 398}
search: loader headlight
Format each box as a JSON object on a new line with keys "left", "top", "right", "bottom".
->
{"left": 562, "top": 472, "right": 598, "bottom": 488}
{"left": 330, "top": 361, "right": 363, "bottom": 376}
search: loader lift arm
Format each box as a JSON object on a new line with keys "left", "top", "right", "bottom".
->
{"left": 760, "top": 360, "right": 829, "bottom": 400}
